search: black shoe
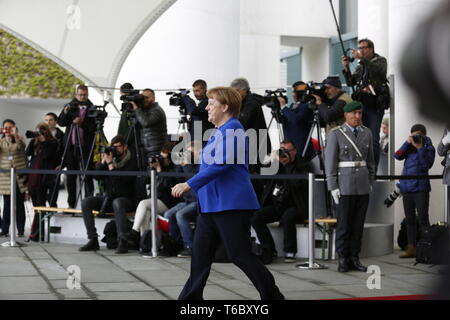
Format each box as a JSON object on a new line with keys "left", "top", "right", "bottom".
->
{"left": 115, "top": 239, "right": 128, "bottom": 254}
{"left": 338, "top": 256, "right": 349, "bottom": 273}
{"left": 79, "top": 238, "right": 100, "bottom": 251}
{"left": 348, "top": 256, "right": 367, "bottom": 272}
{"left": 177, "top": 247, "right": 193, "bottom": 258}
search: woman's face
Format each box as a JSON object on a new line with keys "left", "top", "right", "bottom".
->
{"left": 3, "top": 122, "right": 14, "bottom": 137}
{"left": 206, "top": 96, "right": 228, "bottom": 126}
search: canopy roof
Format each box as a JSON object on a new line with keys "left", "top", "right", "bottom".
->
{"left": 0, "top": 0, "right": 176, "bottom": 89}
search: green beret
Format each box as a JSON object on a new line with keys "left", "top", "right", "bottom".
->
{"left": 344, "top": 101, "right": 362, "bottom": 113}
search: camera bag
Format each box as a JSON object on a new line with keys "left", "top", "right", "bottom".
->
{"left": 415, "top": 223, "right": 450, "bottom": 265}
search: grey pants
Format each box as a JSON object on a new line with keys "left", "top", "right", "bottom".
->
{"left": 81, "top": 196, "right": 134, "bottom": 240}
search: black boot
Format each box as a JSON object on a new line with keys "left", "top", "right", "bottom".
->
{"left": 338, "top": 255, "right": 349, "bottom": 273}
{"left": 348, "top": 256, "right": 367, "bottom": 272}
{"left": 79, "top": 238, "right": 100, "bottom": 252}
{"left": 115, "top": 238, "right": 128, "bottom": 254}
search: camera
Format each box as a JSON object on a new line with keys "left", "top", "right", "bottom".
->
{"left": 278, "top": 147, "right": 291, "bottom": 159}
{"left": 100, "top": 145, "right": 119, "bottom": 159}
{"left": 25, "top": 130, "right": 41, "bottom": 139}
{"left": 88, "top": 105, "right": 108, "bottom": 122}
{"left": 263, "top": 89, "right": 287, "bottom": 111}
{"left": 149, "top": 154, "right": 162, "bottom": 164}
{"left": 412, "top": 134, "right": 423, "bottom": 145}
{"left": 167, "top": 90, "right": 190, "bottom": 108}
{"left": 120, "top": 90, "right": 145, "bottom": 112}
{"left": 298, "top": 82, "right": 327, "bottom": 105}
{"left": 384, "top": 183, "right": 402, "bottom": 208}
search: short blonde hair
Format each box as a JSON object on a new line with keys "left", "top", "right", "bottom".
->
{"left": 207, "top": 87, "right": 241, "bottom": 118}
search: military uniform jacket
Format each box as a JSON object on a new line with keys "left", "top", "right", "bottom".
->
{"left": 437, "top": 128, "right": 450, "bottom": 186}
{"left": 324, "top": 124, "right": 375, "bottom": 195}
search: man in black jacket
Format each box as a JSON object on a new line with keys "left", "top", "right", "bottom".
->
{"left": 131, "top": 88, "right": 168, "bottom": 166}
{"left": 57, "top": 85, "right": 96, "bottom": 208}
{"left": 251, "top": 140, "right": 310, "bottom": 264}
{"left": 79, "top": 135, "right": 138, "bottom": 254}
{"left": 184, "top": 80, "right": 214, "bottom": 143}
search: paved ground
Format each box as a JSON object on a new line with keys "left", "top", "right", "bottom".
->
{"left": 0, "top": 241, "right": 447, "bottom": 300}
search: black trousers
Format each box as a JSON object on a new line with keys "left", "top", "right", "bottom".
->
{"left": 178, "top": 212, "right": 284, "bottom": 300}
{"left": 336, "top": 195, "right": 369, "bottom": 257}
{"left": 1, "top": 184, "right": 26, "bottom": 234}
{"left": 29, "top": 187, "right": 48, "bottom": 240}
{"left": 251, "top": 205, "right": 306, "bottom": 254}
{"left": 66, "top": 146, "right": 93, "bottom": 208}
{"left": 81, "top": 196, "right": 134, "bottom": 240}
{"left": 402, "top": 192, "right": 430, "bottom": 246}
{"left": 361, "top": 94, "right": 384, "bottom": 168}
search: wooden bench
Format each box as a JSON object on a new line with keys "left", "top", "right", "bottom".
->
{"left": 32, "top": 206, "right": 135, "bottom": 243}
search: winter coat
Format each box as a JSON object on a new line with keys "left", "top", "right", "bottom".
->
{"left": 135, "top": 102, "right": 168, "bottom": 158}
{"left": 0, "top": 137, "right": 28, "bottom": 194}
{"left": 394, "top": 136, "right": 435, "bottom": 193}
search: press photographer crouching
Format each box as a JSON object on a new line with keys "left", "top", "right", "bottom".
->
{"left": 251, "top": 140, "right": 310, "bottom": 265}
{"left": 79, "top": 135, "right": 138, "bottom": 254}
{"left": 394, "top": 124, "right": 435, "bottom": 258}
{"left": 25, "top": 123, "right": 59, "bottom": 241}
{"left": 312, "top": 76, "right": 353, "bottom": 134}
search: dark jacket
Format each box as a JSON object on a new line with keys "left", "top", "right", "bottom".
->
{"left": 184, "top": 96, "right": 214, "bottom": 140}
{"left": 94, "top": 152, "right": 138, "bottom": 200}
{"left": 317, "top": 91, "right": 353, "bottom": 131}
{"left": 260, "top": 157, "right": 310, "bottom": 214}
{"left": 394, "top": 136, "right": 436, "bottom": 193}
{"left": 281, "top": 102, "right": 314, "bottom": 160}
{"left": 135, "top": 102, "right": 168, "bottom": 158}
{"left": 57, "top": 99, "right": 96, "bottom": 156}
{"left": 26, "top": 139, "right": 59, "bottom": 188}
{"left": 153, "top": 162, "right": 182, "bottom": 210}
{"left": 239, "top": 92, "right": 272, "bottom": 167}
{"left": 344, "top": 53, "right": 388, "bottom": 91}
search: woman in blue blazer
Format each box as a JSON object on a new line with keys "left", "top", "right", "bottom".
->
{"left": 172, "top": 87, "right": 284, "bottom": 300}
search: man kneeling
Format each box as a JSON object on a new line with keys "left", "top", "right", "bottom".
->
{"left": 79, "top": 135, "right": 138, "bottom": 253}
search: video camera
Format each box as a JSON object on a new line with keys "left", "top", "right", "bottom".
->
{"left": 297, "top": 82, "right": 327, "bottom": 105}
{"left": 263, "top": 88, "right": 287, "bottom": 111}
{"left": 166, "top": 89, "right": 190, "bottom": 108}
{"left": 120, "top": 90, "right": 145, "bottom": 113}
{"left": 88, "top": 105, "right": 108, "bottom": 122}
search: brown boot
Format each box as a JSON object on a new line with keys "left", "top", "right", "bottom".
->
{"left": 399, "top": 245, "right": 416, "bottom": 258}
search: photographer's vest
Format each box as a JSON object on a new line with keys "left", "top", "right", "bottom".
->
{"left": 326, "top": 92, "right": 353, "bottom": 135}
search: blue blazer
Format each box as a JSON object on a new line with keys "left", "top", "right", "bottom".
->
{"left": 187, "top": 117, "right": 260, "bottom": 213}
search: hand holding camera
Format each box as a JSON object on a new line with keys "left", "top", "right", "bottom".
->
{"left": 408, "top": 133, "right": 424, "bottom": 149}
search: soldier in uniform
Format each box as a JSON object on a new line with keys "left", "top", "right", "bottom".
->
{"left": 324, "top": 101, "right": 375, "bottom": 272}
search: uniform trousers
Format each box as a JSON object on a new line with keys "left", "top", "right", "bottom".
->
{"left": 336, "top": 195, "right": 369, "bottom": 257}
{"left": 178, "top": 211, "right": 284, "bottom": 300}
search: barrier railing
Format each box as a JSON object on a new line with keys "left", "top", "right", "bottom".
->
{"left": 0, "top": 167, "right": 446, "bottom": 266}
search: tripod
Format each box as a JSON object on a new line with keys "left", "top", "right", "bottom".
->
{"left": 177, "top": 107, "right": 190, "bottom": 137}
{"left": 125, "top": 112, "right": 145, "bottom": 172}
{"left": 75, "top": 113, "right": 109, "bottom": 205}
{"left": 302, "top": 108, "right": 333, "bottom": 218}
{"left": 266, "top": 108, "right": 285, "bottom": 145}
{"left": 49, "top": 122, "right": 88, "bottom": 209}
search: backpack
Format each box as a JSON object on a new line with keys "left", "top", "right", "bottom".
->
{"left": 415, "top": 223, "right": 450, "bottom": 265}
{"left": 101, "top": 219, "right": 134, "bottom": 250}
{"left": 397, "top": 217, "right": 421, "bottom": 251}
{"left": 159, "top": 231, "right": 183, "bottom": 256}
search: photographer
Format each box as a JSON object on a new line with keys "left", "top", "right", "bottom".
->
{"left": 342, "top": 39, "right": 388, "bottom": 167}
{"left": 394, "top": 124, "right": 435, "bottom": 258}
{"left": 131, "top": 88, "right": 168, "bottom": 162}
{"left": 25, "top": 123, "right": 59, "bottom": 241}
{"left": 57, "top": 85, "right": 96, "bottom": 208}
{"left": 0, "top": 119, "right": 27, "bottom": 237}
{"left": 44, "top": 112, "right": 64, "bottom": 207}
{"left": 122, "top": 142, "right": 182, "bottom": 250}
{"left": 278, "top": 81, "right": 315, "bottom": 160}
{"left": 183, "top": 80, "right": 215, "bottom": 142}
{"left": 313, "top": 76, "right": 352, "bottom": 134}
{"left": 78, "top": 135, "right": 138, "bottom": 254}
{"left": 251, "top": 140, "right": 309, "bottom": 265}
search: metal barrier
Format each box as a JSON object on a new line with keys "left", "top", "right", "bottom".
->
{"left": 0, "top": 167, "right": 447, "bottom": 267}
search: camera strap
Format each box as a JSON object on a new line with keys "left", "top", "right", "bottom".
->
{"left": 338, "top": 128, "right": 363, "bottom": 159}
